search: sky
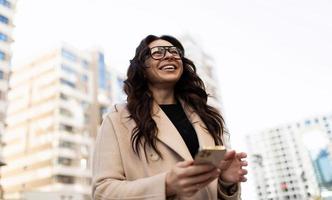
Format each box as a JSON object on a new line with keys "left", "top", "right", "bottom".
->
{"left": 11, "top": 0, "right": 332, "bottom": 198}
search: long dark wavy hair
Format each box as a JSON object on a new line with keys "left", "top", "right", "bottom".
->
{"left": 124, "top": 35, "right": 226, "bottom": 158}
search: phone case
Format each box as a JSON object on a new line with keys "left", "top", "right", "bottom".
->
{"left": 194, "top": 146, "right": 226, "bottom": 166}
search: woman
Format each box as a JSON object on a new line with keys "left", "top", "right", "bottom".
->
{"left": 92, "top": 35, "right": 247, "bottom": 200}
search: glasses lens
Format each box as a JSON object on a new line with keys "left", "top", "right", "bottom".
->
{"left": 168, "top": 46, "right": 181, "bottom": 58}
{"left": 150, "top": 47, "right": 165, "bottom": 60}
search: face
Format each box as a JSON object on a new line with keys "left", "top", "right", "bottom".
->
{"left": 144, "top": 39, "right": 183, "bottom": 88}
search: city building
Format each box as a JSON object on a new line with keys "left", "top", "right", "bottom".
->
{"left": 180, "top": 35, "right": 222, "bottom": 110}
{"left": 0, "top": 0, "right": 17, "bottom": 198}
{"left": 247, "top": 114, "right": 332, "bottom": 200}
{"left": 1, "top": 44, "right": 124, "bottom": 199}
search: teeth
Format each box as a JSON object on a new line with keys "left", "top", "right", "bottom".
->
{"left": 161, "top": 65, "right": 175, "bottom": 70}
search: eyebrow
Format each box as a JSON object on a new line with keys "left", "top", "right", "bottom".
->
{"left": 150, "top": 45, "right": 174, "bottom": 49}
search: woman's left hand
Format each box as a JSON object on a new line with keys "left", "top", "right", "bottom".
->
{"left": 218, "top": 150, "right": 248, "bottom": 183}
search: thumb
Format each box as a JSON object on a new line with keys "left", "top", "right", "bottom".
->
{"left": 176, "top": 160, "right": 194, "bottom": 168}
{"left": 223, "top": 150, "right": 236, "bottom": 161}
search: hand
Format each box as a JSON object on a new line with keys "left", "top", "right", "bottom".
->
{"left": 165, "top": 160, "right": 220, "bottom": 197}
{"left": 218, "top": 150, "right": 248, "bottom": 183}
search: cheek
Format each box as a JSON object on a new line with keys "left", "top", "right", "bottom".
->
{"left": 145, "top": 68, "right": 159, "bottom": 82}
{"left": 145, "top": 58, "right": 159, "bottom": 68}
{"left": 179, "top": 63, "right": 184, "bottom": 74}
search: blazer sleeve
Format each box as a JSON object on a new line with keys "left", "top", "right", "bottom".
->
{"left": 217, "top": 131, "right": 241, "bottom": 200}
{"left": 92, "top": 116, "right": 167, "bottom": 200}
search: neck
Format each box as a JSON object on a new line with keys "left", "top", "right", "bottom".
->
{"left": 149, "top": 85, "right": 176, "bottom": 105}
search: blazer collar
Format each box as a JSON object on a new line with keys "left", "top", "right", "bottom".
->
{"left": 152, "top": 100, "right": 215, "bottom": 160}
{"left": 119, "top": 100, "right": 216, "bottom": 161}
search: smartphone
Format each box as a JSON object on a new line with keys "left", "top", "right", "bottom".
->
{"left": 194, "top": 145, "right": 226, "bottom": 167}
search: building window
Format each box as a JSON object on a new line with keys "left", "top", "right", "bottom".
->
{"left": 59, "top": 140, "right": 75, "bottom": 149}
{"left": 61, "top": 49, "right": 77, "bottom": 62}
{"left": 59, "top": 123, "right": 73, "bottom": 132}
{"left": 61, "top": 64, "right": 76, "bottom": 75}
{"left": 0, "top": 33, "right": 7, "bottom": 41}
{"left": 0, "top": 0, "right": 11, "bottom": 8}
{"left": 59, "top": 107, "right": 73, "bottom": 118}
{"left": 0, "top": 51, "right": 5, "bottom": 60}
{"left": 60, "top": 92, "right": 68, "bottom": 100}
{"left": 0, "top": 15, "right": 9, "bottom": 24}
{"left": 56, "top": 175, "right": 75, "bottom": 184}
{"left": 81, "top": 59, "right": 89, "bottom": 69}
{"left": 58, "top": 157, "right": 73, "bottom": 166}
{"left": 305, "top": 120, "right": 311, "bottom": 125}
{"left": 60, "top": 78, "right": 76, "bottom": 88}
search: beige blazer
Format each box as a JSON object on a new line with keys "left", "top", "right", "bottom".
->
{"left": 92, "top": 102, "right": 241, "bottom": 200}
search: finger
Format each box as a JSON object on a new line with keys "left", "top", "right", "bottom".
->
{"left": 183, "top": 168, "right": 220, "bottom": 186}
{"left": 241, "top": 160, "right": 248, "bottom": 167}
{"left": 182, "top": 184, "right": 199, "bottom": 194}
{"left": 218, "top": 160, "right": 230, "bottom": 170}
{"left": 240, "top": 176, "right": 247, "bottom": 182}
{"left": 181, "top": 189, "right": 198, "bottom": 198}
{"left": 238, "top": 169, "right": 248, "bottom": 176}
{"left": 182, "top": 174, "right": 220, "bottom": 197}
{"left": 184, "top": 164, "right": 216, "bottom": 177}
{"left": 183, "top": 175, "right": 216, "bottom": 195}
{"left": 195, "top": 173, "right": 220, "bottom": 188}
{"left": 223, "top": 150, "right": 236, "bottom": 161}
{"left": 236, "top": 152, "right": 247, "bottom": 159}
{"left": 176, "top": 160, "right": 194, "bottom": 168}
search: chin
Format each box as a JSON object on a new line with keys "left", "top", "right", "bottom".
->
{"left": 162, "top": 78, "right": 181, "bottom": 86}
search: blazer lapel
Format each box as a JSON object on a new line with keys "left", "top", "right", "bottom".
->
{"left": 151, "top": 102, "right": 193, "bottom": 161}
{"left": 119, "top": 101, "right": 216, "bottom": 161}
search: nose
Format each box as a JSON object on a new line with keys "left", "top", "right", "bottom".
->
{"left": 163, "top": 50, "right": 175, "bottom": 60}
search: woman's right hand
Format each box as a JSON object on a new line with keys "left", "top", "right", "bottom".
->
{"left": 165, "top": 160, "right": 220, "bottom": 198}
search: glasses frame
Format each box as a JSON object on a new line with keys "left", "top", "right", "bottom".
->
{"left": 149, "top": 46, "right": 183, "bottom": 60}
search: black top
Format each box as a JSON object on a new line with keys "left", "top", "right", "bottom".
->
{"left": 159, "top": 103, "right": 199, "bottom": 158}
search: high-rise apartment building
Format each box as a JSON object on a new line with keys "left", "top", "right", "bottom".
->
{"left": 247, "top": 114, "right": 332, "bottom": 200}
{"left": 1, "top": 44, "right": 123, "bottom": 199}
{"left": 0, "top": 0, "right": 17, "bottom": 164}
{"left": 0, "top": 0, "right": 17, "bottom": 198}
{"left": 180, "top": 35, "right": 222, "bottom": 110}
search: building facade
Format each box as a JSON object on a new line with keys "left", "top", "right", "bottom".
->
{"left": 0, "top": 0, "right": 17, "bottom": 198}
{"left": 247, "top": 114, "right": 332, "bottom": 200}
{"left": 0, "top": 0, "right": 16, "bottom": 142}
{"left": 180, "top": 35, "right": 222, "bottom": 110}
{"left": 1, "top": 44, "right": 123, "bottom": 199}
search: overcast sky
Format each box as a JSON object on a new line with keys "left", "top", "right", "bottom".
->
{"left": 11, "top": 0, "right": 332, "bottom": 198}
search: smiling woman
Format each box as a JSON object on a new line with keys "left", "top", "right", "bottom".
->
{"left": 144, "top": 40, "right": 184, "bottom": 88}
{"left": 92, "top": 35, "right": 248, "bottom": 200}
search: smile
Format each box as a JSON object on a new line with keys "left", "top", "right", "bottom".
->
{"left": 159, "top": 64, "right": 177, "bottom": 71}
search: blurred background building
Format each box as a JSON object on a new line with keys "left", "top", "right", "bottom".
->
{"left": 247, "top": 114, "right": 332, "bottom": 200}
{"left": 0, "top": 0, "right": 17, "bottom": 198}
{"left": 180, "top": 35, "right": 222, "bottom": 110}
{"left": 1, "top": 44, "right": 124, "bottom": 199}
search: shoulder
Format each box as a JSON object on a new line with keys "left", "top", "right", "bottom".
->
{"left": 103, "top": 103, "right": 130, "bottom": 120}
{"left": 110, "top": 103, "right": 128, "bottom": 113}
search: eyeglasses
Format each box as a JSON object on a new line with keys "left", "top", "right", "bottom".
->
{"left": 149, "top": 46, "right": 183, "bottom": 60}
